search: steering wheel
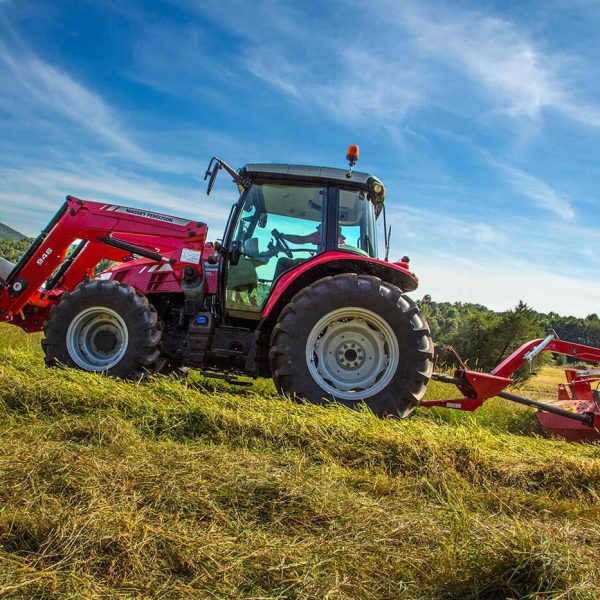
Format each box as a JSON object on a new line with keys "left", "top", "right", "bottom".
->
{"left": 271, "top": 228, "right": 294, "bottom": 259}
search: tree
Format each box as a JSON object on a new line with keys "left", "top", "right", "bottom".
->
{"left": 0, "top": 238, "right": 31, "bottom": 263}
{"left": 434, "top": 301, "right": 544, "bottom": 375}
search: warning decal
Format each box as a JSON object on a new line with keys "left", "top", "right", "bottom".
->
{"left": 181, "top": 248, "right": 202, "bottom": 264}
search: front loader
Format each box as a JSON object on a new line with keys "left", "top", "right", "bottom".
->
{"left": 1, "top": 146, "right": 599, "bottom": 440}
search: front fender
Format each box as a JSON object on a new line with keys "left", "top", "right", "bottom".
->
{"left": 261, "top": 251, "right": 418, "bottom": 320}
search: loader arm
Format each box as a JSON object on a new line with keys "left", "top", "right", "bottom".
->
{"left": 0, "top": 196, "right": 206, "bottom": 332}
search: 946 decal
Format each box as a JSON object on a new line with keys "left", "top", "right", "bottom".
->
{"left": 36, "top": 247, "right": 53, "bottom": 266}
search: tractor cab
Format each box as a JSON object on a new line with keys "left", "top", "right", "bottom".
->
{"left": 206, "top": 156, "right": 387, "bottom": 316}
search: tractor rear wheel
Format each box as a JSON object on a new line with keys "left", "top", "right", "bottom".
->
{"left": 269, "top": 274, "right": 433, "bottom": 417}
{"left": 42, "top": 280, "right": 161, "bottom": 379}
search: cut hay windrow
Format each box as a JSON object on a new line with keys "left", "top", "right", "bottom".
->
{"left": 1, "top": 334, "right": 600, "bottom": 598}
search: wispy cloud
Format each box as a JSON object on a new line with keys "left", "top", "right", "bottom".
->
{"left": 488, "top": 159, "right": 576, "bottom": 219}
{"left": 390, "top": 204, "right": 509, "bottom": 259}
{"left": 180, "top": 0, "right": 426, "bottom": 124}
{"left": 0, "top": 163, "right": 236, "bottom": 236}
{"left": 187, "top": 0, "right": 600, "bottom": 134}
{"left": 418, "top": 253, "right": 600, "bottom": 317}
{"left": 0, "top": 41, "right": 137, "bottom": 155}
{"left": 0, "top": 22, "right": 204, "bottom": 175}
{"left": 392, "top": 1, "right": 600, "bottom": 127}
{"left": 246, "top": 45, "right": 425, "bottom": 123}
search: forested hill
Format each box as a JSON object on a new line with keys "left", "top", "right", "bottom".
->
{"left": 422, "top": 300, "right": 600, "bottom": 370}
{"left": 0, "top": 237, "right": 32, "bottom": 263}
{"left": 0, "top": 222, "right": 26, "bottom": 241}
{"left": 0, "top": 223, "right": 30, "bottom": 265}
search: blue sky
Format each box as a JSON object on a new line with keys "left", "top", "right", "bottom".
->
{"left": 1, "top": 0, "right": 599, "bottom": 316}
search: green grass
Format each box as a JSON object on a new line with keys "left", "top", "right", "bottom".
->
{"left": 1, "top": 324, "right": 599, "bottom": 598}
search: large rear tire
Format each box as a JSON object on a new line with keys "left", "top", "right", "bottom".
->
{"left": 42, "top": 280, "right": 162, "bottom": 379}
{"left": 269, "top": 274, "right": 433, "bottom": 417}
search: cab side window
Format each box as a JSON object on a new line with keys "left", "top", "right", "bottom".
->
{"left": 338, "top": 189, "right": 377, "bottom": 258}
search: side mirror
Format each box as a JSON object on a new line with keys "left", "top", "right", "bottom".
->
{"left": 206, "top": 164, "right": 221, "bottom": 196}
{"left": 203, "top": 156, "right": 246, "bottom": 195}
{"left": 229, "top": 240, "right": 241, "bottom": 266}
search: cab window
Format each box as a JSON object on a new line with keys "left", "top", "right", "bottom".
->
{"left": 337, "top": 189, "right": 377, "bottom": 258}
{"left": 226, "top": 184, "right": 326, "bottom": 312}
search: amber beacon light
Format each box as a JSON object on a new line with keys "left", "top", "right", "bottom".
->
{"left": 346, "top": 144, "right": 359, "bottom": 168}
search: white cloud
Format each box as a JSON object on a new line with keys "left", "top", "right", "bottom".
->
{"left": 416, "top": 253, "right": 600, "bottom": 317}
{"left": 0, "top": 32, "right": 205, "bottom": 176}
{"left": 191, "top": 0, "right": 600, "bottom": 134}
{"left": 177, "top": 0, "right": 600, "bottom": 137}
{"left": 0, "top": 19, "right": 248, "bottom": 238}
{"left": 393, "top": 2, "right": 600, "bottom": 127}
{"left": 180, "top": 0, "right": 426, "bottom": 125}
{"left": 246, "top": 44, "right": 425, "bottom": 123}
{"left": 489, "top": 160, "right": 575, "bottom": 219}
{"left": 385, "top": 199, "right": 600, "bottom": 308}
{"left": 0, "top": 41, "right": 138, "bottom": 155}
{"left": 472, "top": 223, "right": 504, "bottom": 244}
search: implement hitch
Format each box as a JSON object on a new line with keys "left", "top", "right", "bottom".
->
{"left": 423, "top": 336, "right": 600, "bottom": 441}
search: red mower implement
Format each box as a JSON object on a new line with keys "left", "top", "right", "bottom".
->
{"left": 426, "top": 335, "right": 600, "bottom": 442}
{"left": 0, "top": 148, "right": 598, "bottom": 441}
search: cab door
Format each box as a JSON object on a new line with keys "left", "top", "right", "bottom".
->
{"left": 224, "top": 183, "right": 327, "bottom": 318}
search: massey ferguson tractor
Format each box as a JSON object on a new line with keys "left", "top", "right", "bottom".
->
{"left": 1, "top": 146, "right": 599, "bottom": 440}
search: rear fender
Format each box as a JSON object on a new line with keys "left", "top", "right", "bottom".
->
{"left": 261, "top": 251, "right": 418, "bottom": 324}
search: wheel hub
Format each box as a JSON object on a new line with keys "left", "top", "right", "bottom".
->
{"left": 94, "top": 329, "right": 118, "bottom": 353}
{"left": 337, "top": 342, "right": 364, "bottom": 369}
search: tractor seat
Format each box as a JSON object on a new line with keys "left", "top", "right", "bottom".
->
{"left": 273, "top": 257, "right": 306, "bottom": 281}
{"left": 228, "top": 256, "right": 258, "bottom": 292}
{"left": 0, "top": 257, "right": 15, "bottom": 283}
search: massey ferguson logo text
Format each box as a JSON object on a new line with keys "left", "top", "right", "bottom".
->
{"left": 36, "top": 247, "right": 53, "bottom": 265}
{"left": 122, "top": 208, "right": 175, "bottom": 223}
{"left": 105, "top": 205, "right": 190, "bottom": 227}
{"left": 102, "top": 205, "right": 190, "bottom": 227}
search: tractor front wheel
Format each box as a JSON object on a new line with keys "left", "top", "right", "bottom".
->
{"left": 269, "top": 274, "right": 434, "bottom": 417}
{"left": 42, "top": 280, "right": 162, "bottom": 379}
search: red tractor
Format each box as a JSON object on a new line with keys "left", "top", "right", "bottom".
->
{"left": 0, "top": 148, "right": 434, "bottom": 417}
{"left": 2, "top": 146, "right": 600, "bottom": 439}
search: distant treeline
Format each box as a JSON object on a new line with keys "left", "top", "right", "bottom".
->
{"left": 423, "top": 300, "right": 600, "bottom": 371}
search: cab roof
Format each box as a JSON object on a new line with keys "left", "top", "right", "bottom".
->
{"left": 240, "top": 163, "right": 382, "bottom": 190}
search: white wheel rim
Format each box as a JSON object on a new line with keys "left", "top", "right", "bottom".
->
{"left": 306, "top": 307, "right": 399, "bottom": 400}
{"left": 66, "top": 306, "right": 129, "bottom": 371}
